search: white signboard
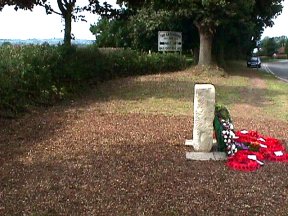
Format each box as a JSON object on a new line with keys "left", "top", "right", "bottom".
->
{"left": 158, "top": 31, "right": 182, "bottom": 52}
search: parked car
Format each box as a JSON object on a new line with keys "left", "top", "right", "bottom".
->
{"left": 247, "top": 57, "right": 261, "bottom": 68}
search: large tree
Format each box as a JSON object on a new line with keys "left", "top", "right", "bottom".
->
{"left": 38, "top": 0, "right": 116, "bottom": 46}
{"left": 163, "top": 0, "right": 283, "bottom": 65}
{"left": 118, "top": 0, "right": 284, "bottom": 66}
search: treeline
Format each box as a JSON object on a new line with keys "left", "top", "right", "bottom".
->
{"left": 90, "top": 0, "right": 284, "bottom": 66}
{"left": 259, "top": 36, "right": 288, "bottom": 58}
{"left": 0, "top": 44, "right": 186, "bottom": 117}
{"left": 1, "top": 1, "right": 284, "bottom": 66}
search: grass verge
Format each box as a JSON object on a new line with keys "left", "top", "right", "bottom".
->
{"left": 92, "top": 61, "right": 287, "bottom": 121}
{"left": 264, "top": 74, "right": 288, "bottom": 120}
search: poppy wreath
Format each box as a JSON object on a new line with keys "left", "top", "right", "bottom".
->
{"left": 235, "top": 130, "right": 288, "bottom": 163}
{"left": 214, "top": 104, "right": 238, "bottom": 156}
{"left": 227, "top": 150, "right": 264, "bottom": 172}
{"left": 214, "top": 104, "right": 288, "bottom": 171}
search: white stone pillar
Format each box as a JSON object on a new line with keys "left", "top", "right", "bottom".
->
{"left": 186, "top": 84, "right": 215, "bottom": 152}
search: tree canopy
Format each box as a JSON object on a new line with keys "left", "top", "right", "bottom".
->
{"left": 104, "top": 0, "right": 284, "bottom": 66}
{"left": 2, "top": 0, "right": 284, "bottom": 64}
{"left": 151, "top": 0, "right": 283, "bottom": 65}
{"left": 0, "top": 0, "right": 37, "bottom": 11}
{"left": 36, "top": 0, "right": 117, "bottom": 46}
{"left": 260, "top": 36, "right": 288, "bottom": 57}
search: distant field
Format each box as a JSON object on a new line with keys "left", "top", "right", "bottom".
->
{"left": 0, "top": 38, "right": 94, "bottom": 45}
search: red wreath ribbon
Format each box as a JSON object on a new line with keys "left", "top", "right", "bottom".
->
{"left": 227, "top": 130, "right": 288, "bottom": 171}
{"left": 227, "top": 150, "right": 264, "bottom": 171}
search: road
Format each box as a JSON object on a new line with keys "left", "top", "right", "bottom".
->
{"left": 262, "top": 60, "right": 288, "bottom": 83}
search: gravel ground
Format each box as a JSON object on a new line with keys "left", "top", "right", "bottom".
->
{"left": 1, "top": 103, "right": 287, "bottom": 215}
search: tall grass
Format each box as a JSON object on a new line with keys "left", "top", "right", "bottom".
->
{"left": 0, "top": 44, "right": 187, "bottom": 117}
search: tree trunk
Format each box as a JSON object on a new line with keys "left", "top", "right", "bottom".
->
{"left": 64, "top": 12, "right": 72, "bottom": 47}
{"left": 57, "top": 0, "right": 75, "bottom": 47}
{"left": 197, "top": 26, "right": 213, "bottom": 65}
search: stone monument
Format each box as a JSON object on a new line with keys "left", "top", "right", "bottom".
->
{"left": 186, "top": 84, "right": 215, "bottom": 152}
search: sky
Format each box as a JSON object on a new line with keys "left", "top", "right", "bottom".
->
{"left": 0, "top": 0, "right": 119, "bottom": 40}
{"left": 0, "top": 0, "right": 287, "bottom": 40}
{"left": 261, "top": 0, "right": 288, "bottom": 39}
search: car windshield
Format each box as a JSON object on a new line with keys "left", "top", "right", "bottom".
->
{"left": 250, "top": 57, "right": 259, "bottom": 61}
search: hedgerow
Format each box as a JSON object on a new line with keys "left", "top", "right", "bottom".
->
{"left": 0, "top": 44, "right": 186, "bottom": 117}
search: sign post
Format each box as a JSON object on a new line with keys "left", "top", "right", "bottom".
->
{"left": 158, "top": 31, "right": 182, "bottom": 52}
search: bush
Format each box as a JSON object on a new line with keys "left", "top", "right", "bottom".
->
{"left": 0, "top": 45, "right": 27, "bottom": 115}
{"left": 0, "top": 45, "right": 187, "bottom": 117}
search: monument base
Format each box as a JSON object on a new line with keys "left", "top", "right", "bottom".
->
{"left": 186, "top": 152, "right": 227, "bottom": 161}
{"left": 185, "top": 139, "right": 226, "bottom": 161}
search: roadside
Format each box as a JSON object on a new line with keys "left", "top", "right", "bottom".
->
{"left": 262, "top": 60, "right": 288, "bottom": 83}
{"left": 1, "top": 62, "right": 287, "bottom": 215}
